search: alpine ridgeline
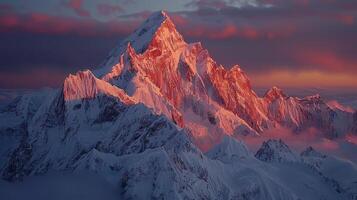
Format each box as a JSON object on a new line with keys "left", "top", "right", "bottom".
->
{"left": 0, "top": 11, "right": 356, "bottom": 200}
{"left": 96, "top": 10, "right": 355, "bottom": 150}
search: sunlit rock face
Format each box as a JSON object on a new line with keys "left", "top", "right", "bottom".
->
{"left": 91, "top": 11, "right": 355, "bottom": 150}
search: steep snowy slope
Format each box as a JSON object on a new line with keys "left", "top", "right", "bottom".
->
{"left": 205, "top": 138, "right": 354, "bottom": 200}
{"left": 301, "top": 147, "right": 357, "bottom": 199}
{"left": 263, "top": 87, "right": 356, "bottom": 138}
{"left": 1, "top": 89, "right": 353, "bottom": 199}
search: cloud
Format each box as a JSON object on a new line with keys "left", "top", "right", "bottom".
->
{"left": 96, "top": 4, "right": 124, "bottom": 16}
{"left": 181, "top": 22, "right": 296, "bottom": 40}
{"left": 169, "top": 13, "right": 188, "bottom": 26}
{"left": 185, "top": 0, "right": 230, "bottom": 10}
{"left": 0, "top": 3, "right": 13, "bottom": 12}
{"left": 64, "top": 0, "right": 91, "bottom": 17}
{"left": 0, "top": 68, "right": 67, "bottom": 89}
{"left": 0, "top": 9, "right": 295, "bottom": 41}
{"left": 1, "top": 0, "right": 357, "bottom": 89}
{"left": 0, "top": 12, "right": 139, "bottom": 37}
{"left": 248, "top": 70, "right": 357, "bottom": 88}
{"left": 294, "top": 50, "right": 357, "bottom": 71}
{"left": 236, "top": 126, "right": 357, "bottom": 163}
{"left": 185, "top": 0, "right": 262, "bottom": 9}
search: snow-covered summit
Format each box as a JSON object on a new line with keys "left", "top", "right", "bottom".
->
{"left": 301, "top": 146, "right": 326, "bottom": 158}
{"left": 95, "top": 10, "right": 185, "bottom": 77}
{"left": 63, "top": 70, "right": 134, "bottom": 104}
{"left": 255, "top": 139, "right": 299, "bottom": 163}
{"left": 206, "top": 136, "right": 251, "bottom": 162}
{"left": 264, "top": 86, "right": 287, "bottom": 102}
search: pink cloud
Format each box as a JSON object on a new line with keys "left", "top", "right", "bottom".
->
{"left": 65, "top": 0, "right": 91, "bottom": 17}
{"left": 0, "top": 14, "right": 18, "bottom": 27}
{"left": 237, "top": 127, "right": 332, "bottom": 152}
{"left": 346, "top": 135, "right": 357, "bottom": 145}
{"left": 235, "top": 126, "right": 356, "bottom": 162}
{"left": 210, "top": 24, "right": 238, "bottom": 39}
{"left": 0, "top": 10, "right": 298, "bottom": 41}
{"left": 335, "top": 14, "right": 354, "bottom": 25}
{"left": 0, "top": 12, "right": 138, "bottom": 37}
{"left": 170, "top": 14, "right": 188, "bottom": 26}
{"left": 294, "top": 49, "right": 357, "bottom": 71}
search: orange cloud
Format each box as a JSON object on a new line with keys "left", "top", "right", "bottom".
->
{"left": 250, "top": 70, "right": 357, "bottom": 88}
{"left": 295, "top": 50, "right": 356, "bottom": 71}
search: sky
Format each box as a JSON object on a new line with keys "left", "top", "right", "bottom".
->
{"left": 0, "top": 0, "right": 357, "bottom": 89}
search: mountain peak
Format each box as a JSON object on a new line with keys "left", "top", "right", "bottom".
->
{"left": 206, "top": 136, "right": 251, "bottom": 162}
{"left": 139, "top": 10, "right": 170, "bottom": 30}
{"left": 124, "top": 10, "right": 186, "bottom": 52}
{"left": 255, "top": 139, "right": 299, "bottom": 163}
{"left": 95, "top": 10, "right": 185, "bottom": 77}
{"left": 264, "top": 86, "right": 286, "bottom": 101}
{"left": 63, "top": 70, "right": 133, "bottom": 104}
{"left": 301, "top": 146, "right": 326, "bottom": 158}
{"left": 153, "top": 10, "right": 170, "bottom": 20}
{"left": 142, "top": 11, "right": 186, "bottom": 52}
{"left": 127, "top": 10, "right": 181, "bottom": 53}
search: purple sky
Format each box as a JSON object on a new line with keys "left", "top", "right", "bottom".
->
{"left": 0, "top": 0, "right": 357, "bottom": 89}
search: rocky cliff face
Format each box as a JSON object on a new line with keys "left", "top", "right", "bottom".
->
{"left": 91, "top": 10, "right": 355, "bottom": 150}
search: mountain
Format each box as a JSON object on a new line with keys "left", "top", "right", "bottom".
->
{"left": 0, "top": 10, "right": 356, "bottom": 200}
{"left": 94, "top": 10, "right": 355, "bottom": 150}
{"left": 255, "top": 139, "right": 299, "bottom": 163}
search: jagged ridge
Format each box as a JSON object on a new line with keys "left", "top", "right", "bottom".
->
{"left": 90, "top": 10, "right": 356, "bottom": 151}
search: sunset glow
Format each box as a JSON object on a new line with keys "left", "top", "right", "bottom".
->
{"left": 0, "top": 1, "right": 356, "bottom": 199}
{"left": 1, "top": 0, "right": 356, "bottom": 89}
{"left": 250, "top": 70, "right": 357, "bottom": 88}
